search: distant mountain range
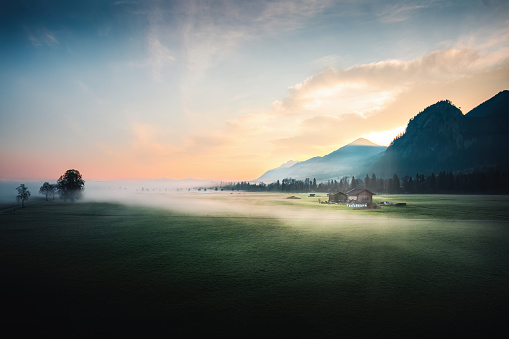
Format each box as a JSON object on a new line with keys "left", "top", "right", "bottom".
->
{"left": 277, "top": 160, "right": 302, "bottom": 169}
{"left": 255, "top": 138, "right": 386, "bottom": 181}
{"left": 256, "top": 90, "right": 509, "bottom": 181}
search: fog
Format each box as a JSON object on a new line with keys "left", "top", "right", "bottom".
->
{"left": 0, "top": 180, "right": 49, "bottom": 205}
{"left": 0, "top": 178, "right": 218, "bottom": 205}
{"left": 80, "top": 181, "right": 379, "bottom": 229}
{"left": 1, "top": 179, "right": 376, "bottom": 228}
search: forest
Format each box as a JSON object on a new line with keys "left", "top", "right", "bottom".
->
{"left": 222, "top": 168, "right": 509, "bottom": 194}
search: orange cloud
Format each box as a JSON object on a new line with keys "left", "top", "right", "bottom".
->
{"left": 52, "top": 47, "right": 509, "bottom": 181}
{"left": 202, "top": 47, "right": 509, "bottom": 179}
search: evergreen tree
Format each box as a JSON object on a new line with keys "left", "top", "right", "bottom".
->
{"left": 393, "top": 174, "right": 400, "bottom": 194}
{"left": 429, "top": 173, "right": 437, "bottom": 192}
{"left": 370, "top": 173, "right": 377, "bottom": 192}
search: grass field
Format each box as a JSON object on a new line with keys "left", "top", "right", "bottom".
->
{"left": 1, "top": 193, "right": 509, "bottom": 337}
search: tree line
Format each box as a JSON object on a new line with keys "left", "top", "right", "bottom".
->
{"left": 16, "top": 169, "right": 85, "bottom": 208}
{"left": 221, "top": 168, "right": 509, "bottom": 194}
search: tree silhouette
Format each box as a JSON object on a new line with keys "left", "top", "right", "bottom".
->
{"left": 392, "top": 174, "right": 400, "bottom": 194}
{"left": 221, "top": 168, "right": 509, "bottom": 194}
{"left": 350, "top": 176, "right": 356, "bottom": 190}
{"left": 16, "top": 184, "right": 31, "bottom": 208}
{"left": 39, "top": 182, "right": 56, "bottom": 201}
{"left": 57, "top": 169, "right": 85, "bottom": 202}
{"left": 370, "top": 173, "right": 377, "bottom": 192}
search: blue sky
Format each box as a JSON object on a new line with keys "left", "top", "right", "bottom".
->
{"left": 1, "top": 0, "right": 508, "bottom": 180}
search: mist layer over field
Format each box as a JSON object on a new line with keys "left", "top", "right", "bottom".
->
{"left": 82, "top": 184, "right": 509, "bottom": 223}
{"left": 5, "top": 179, "right": 509, "bottom": 222}
{"left": 1, "top": 193, "right": 509, "bottom": 336}
{"left": 82, "top": 184, "right": 362, "bottom": 224}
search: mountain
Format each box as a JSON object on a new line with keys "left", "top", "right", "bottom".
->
{"left": 256, "top": 90, "right": 509, "bottom": 182}
{"left": 277, "top": 160, "right": 301, "bottom": 169}
{"left": 466, "top": 90, "right": 509, "bottom": 118}
{"left": 255, "top": 138, "right": 386, "bottom": 181}
{"left": 347, "top": 138, "right": 382, "bottom": 146}
{"left": 372, "top": 90, "right": 509, "bottom": 177}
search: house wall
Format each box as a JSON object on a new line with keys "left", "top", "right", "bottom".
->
{"left": 357, "top": 192, "right": 372, "bottom": 203}
{"left": 329, "top": 193, "right": 347, "bottom": 203}
{"left": 337, "top": 194, "right": 347, "bottom": 202}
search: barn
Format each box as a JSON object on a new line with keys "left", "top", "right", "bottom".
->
{"left": 328, "top": 192, "right": 348, "bottom": 203}
{"left": 347, "top": 188, "right": 375, "bottom": 204}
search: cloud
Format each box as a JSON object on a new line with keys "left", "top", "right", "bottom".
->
{"left": 157, "top": 0, "right": 333, "bottom": 74}
{"left": 272, "top": 47, "right": 504, "bottom": 119}
{"left": 252, "top": 0, "right": 332, "bottom": 33}
{"left": 88, "top": 44, "right": 509, "bottom": 180}
{"left": 75, "top": 80, "right": 109, "bottom": 104}
{"left": 129, "top": 122, "right": 172, "bottom": 161}
{"left": 377, "top": 3, "right": 427, "bottom": 23}
{"left": 180, "top": 134, "right": 228, "bottom": 156}
{"left": 213, "top": 45, "right": 509, "bottom": 167}
{"left": 146, "top": 35, "right": 176, "bottom": 81}
{"left": 96, "top": 121, "right": 231, "bottom": 175}
{"left": 26, "top": 27, "right": 59, "bottom": 47}
{"left": 481, "top": 0, "right": 509, "bottom": 9}
{"left": 123, "top": 2, "right": 177, "bottom": 81}
{"left": 312, "top": 54, "right": 346, "bottom": 69}
{"left": 127, "top": 35, "right": 176, "bottom": 81}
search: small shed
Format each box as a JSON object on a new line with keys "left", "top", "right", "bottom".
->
{"left": 347, "top": 188, "right": 375, "bottom": 204}
{"left": 328, "top": 192, "right": 348, "bottom": 203}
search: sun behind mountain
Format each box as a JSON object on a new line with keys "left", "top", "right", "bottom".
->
{"left": 348, "top": 138, "right": 382, "bottom": 147}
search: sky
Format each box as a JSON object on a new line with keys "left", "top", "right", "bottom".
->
{"left": 1, "top": 0, "right": 508, "bottom": 181}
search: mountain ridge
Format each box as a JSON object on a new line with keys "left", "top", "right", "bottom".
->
{"left": 255, "top": 137, "right": 386, "bottom": 182}
{"left": 348, "top": 137, "right": 383, "bottom": 147}
{"left": 372, "top": 90, "right": 509, "bottom": 177}
{"left": 256, "top": 90, "right": 509, "bottom": 182}
{"left": 277, "top": 160, "right": 301, "bottom": 169}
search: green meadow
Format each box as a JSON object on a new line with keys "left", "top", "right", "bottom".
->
{"left": 1, "top": 193, "right": 509, "bottom": 337}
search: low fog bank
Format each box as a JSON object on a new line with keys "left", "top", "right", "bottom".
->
{"left": 82, "top": 181, "right": 375, "bottom": 226}
{"left": 2, "top": 179, "right": 375, "bottom": 225}
{"left": 83, "top": 182, "right": 263, "bottom": 216}
{"left": 0, "top": 180, "right": 49, "bottom": 205}
{"left": 0, "top": 178, "right": 219, "bottom": 206}
{"left": 93, "top": 178, "right": 221, "bottom": 190}
{"left": 83, "top": 180, "right": 228, "bottom": 212}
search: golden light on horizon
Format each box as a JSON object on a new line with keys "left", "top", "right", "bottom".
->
{"left": 1, "top": 1, "right": 508, "bottom": 181}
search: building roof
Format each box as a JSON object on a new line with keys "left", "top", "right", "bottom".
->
{"left": 347, "top": 188, "right": 375, "bottom": 196}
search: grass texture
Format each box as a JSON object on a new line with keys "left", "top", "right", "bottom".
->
{"left": 1, "top": 194, "right": 509, "bottom": 337}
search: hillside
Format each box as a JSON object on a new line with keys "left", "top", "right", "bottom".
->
{"left": 255, "top": 138, "right": 386, "bottom": 181}
{"left": 372, "top": 90, "right": 509, "bottom": 177}
{"left": 256, "top": 90, "right": 509, "bottom": 182}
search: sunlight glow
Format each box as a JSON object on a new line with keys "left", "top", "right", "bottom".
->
{"left": 0, "top": 1, "right": 508, "bottom": 180}
{"left": 362, "top": 126, "right": 407, "bottom": 146}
